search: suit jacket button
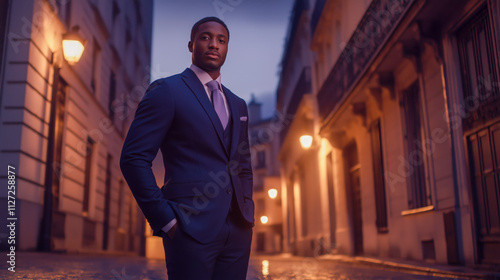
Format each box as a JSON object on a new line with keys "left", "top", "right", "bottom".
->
{"left": 227, "top": 188, "right": 232, "bottom": 194}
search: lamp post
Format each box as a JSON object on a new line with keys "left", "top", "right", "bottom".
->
{"left": 38, "top": 26, "right": 85, "bottom": 251}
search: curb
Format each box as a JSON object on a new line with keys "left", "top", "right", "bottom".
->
{"left": 317, "top": 255, "right": 500, "bottom": 280}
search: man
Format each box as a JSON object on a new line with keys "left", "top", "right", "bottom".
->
{"left": 120, "top": 17, "right": 254, "bottom": 280}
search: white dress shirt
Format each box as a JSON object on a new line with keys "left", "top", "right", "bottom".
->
{"left": 189, "top": 64, "right": 229, "bottom": 116}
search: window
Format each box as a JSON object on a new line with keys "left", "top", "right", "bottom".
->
{"left": 128, "top": 192, "right": 135, "bottom": 251}
{"left": 103, "top": 154, "right": 112, "bottom": 250}
{"left": 117, "top": 180, "right": 125, "bottom": 229}
{"left": 326, "top": 152, "right": 337, "bottom": 245}
{"left": 83, "top": 137, "right": 95, "bottom": 214}
{"left": 115, "top": 180, "right": 126, "bottom": 250}
{"left": 111, "top": 1, "right": 121, "bottom": 44}
{"left": 256, "top": 232, "right": 265, "bottom": 251}
{"left": 256, "top": 198, "right": 265, "bottom": 217}
{"left": 287, "top": 175, "right": 297, "bottom": 244}
{"left": 0, "top": 0, "right": 9, "bottom": 69}
{"left": 370, "top": 119, "right": 388, "bottom": 231}
{"left": 299, "top": 170, "right": 308, "bottom": 237}
{"left": 403, "top": 82, "right": 430, "bottom": 209}
{"left": 91, "top": 39, "right": 101, "bottom": 93}
{"left": 112, "top": 1, "right": 120, "bottom": 23}
{"left": 257, "top": 150, "right": 266, "bottom": 168}
{"left": 125, "top": 27, "right": 132, "bottom": 46}
{"left": 55, "top": 0, "right": 72, "bottom": 27}
{"left": 457, "top": 7, "right": 499, "bottom": 106}
{"left": 109, "top": 71, "right": 116, "bottom": 121}
{"left": 134, "top": 0, "right": 143, "bottom": 24}
{"left": 254, "top": 176, "right": 264, "bottom": 192}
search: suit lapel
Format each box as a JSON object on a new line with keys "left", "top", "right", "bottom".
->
{"left": 181, "top": 68, "right": 227, "bottom": 155}
{"left": 223, "top": 86, "right": 241, "bottom": 159}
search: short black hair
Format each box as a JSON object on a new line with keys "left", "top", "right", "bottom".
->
{"left": 190, "top": 17, "right": 229, "bottom": 42}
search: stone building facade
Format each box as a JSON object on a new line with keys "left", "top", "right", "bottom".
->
{"left": 278, "top": 0, "right": 500, "bottom": 267}
{"left": 0, "top": 0, "right": 153, "bottom": 254}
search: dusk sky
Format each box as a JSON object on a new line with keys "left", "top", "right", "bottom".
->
{"left": 151, "top": 0, "right": 294, "bottom": 118}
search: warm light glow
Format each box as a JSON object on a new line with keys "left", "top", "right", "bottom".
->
{"left": 268, "top": 188, "right": 278, "bottom": 199}
{"left": 300, "top": 135, "right": 313, "bottom": 149}
{"left": 262, "top": 260, "right": 269, "bottom": 276}
{"left": 260, "top": 216, "right": 269, "bottom": 224}
{"left": 62, "top": 40, "right": 85, "bottom": 65}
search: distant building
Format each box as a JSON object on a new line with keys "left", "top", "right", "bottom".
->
{"left": 275, "top": 0, "right": 316, "bottom": 256}
{"left": 248, "top": 95, "right": 283, "bottom": 254}
{"left": 0, "top": 0, "right": 153, "bottom": 254}
{"left": 278, "top": 0, "right": 500, "bottom": 267}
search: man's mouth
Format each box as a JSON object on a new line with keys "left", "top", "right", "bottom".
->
{"left": 206, "top": 52, "right": 220, "bottom": 59}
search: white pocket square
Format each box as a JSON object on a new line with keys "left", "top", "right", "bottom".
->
{"left": 240, "top": 116, "right": 248, "bottom": 121}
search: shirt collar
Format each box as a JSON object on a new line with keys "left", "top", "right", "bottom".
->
{"left": 190, "top": 64, "right": 222, "bottom": 89}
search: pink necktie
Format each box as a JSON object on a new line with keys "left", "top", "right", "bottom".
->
{"left": 207, "top": 80, "right": 228, "bottom": 129}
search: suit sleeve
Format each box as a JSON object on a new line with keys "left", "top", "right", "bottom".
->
{"left": 120, "top": 80, "right": 175, "bottom": 236}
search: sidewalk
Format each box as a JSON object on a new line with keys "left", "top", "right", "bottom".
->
{"left": 251, "top": 253, "right": 500, "bottom": 280}
{"left": 2, "top": 251, "right": 168, "bottom": 279}
{"left": 4, "top": 251, "right": 500, "bottom": 279}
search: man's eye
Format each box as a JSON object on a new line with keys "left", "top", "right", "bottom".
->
{"left": 219, "top": 39, "right": 226, "bottom": 44}
{"left": 201, "top": 36, "right": 209, "bottom": 40}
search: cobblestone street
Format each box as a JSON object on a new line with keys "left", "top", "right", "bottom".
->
{"left": 0, "top": 252, "right": 479, "bottom": 280}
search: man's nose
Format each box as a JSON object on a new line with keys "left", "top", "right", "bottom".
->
{"left": 208, "top": 38, "right": 219, "bottom": 49}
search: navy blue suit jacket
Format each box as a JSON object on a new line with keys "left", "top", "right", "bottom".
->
{"left": 120, "top": 68, "right": 254, "bottom": 244}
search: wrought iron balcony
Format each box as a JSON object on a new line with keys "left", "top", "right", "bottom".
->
{"left": 316, "top": 0, "right": 415, "bottom": 120}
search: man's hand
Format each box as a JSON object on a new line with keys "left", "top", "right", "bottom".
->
{"left": 167, "top": 222, "right": 178, "bottom": 239}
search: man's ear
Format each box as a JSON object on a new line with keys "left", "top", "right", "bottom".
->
{"left": 188, "top": 41, "right": 193, "bottom": 53}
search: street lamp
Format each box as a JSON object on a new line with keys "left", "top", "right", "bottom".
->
{"left": 299, "top": 135, "right": 313, "bottom": 149}
{"left": 39, "top": 25, "right": 86, "bottom": 251}
{"left": 268, "top": 188, "right": 278, "bottom": 199}
{"left": 260, "top": 216, "right": 269, "bottom": 224}
{"left": 62, "top": 26, "right": 86, "bottom": 65}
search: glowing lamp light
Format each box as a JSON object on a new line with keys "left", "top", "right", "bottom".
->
{"left": 299, "top": 135, "right": 313, "bottom": 149}
{"left": 62, "top": 40, "right": 84, "bottom": 64}
{"left": 260, "top": 216, "right": 269, "bottom": 224}
{"left": 262, "top": 260, "right": 269, "bottom": 276}
{"left": 62, "top": 26, "right": 86, "bottom": 65}
{"left": 268, "top": 188, "right": 278, "bottom": 199}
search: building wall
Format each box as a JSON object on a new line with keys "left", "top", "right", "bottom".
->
{"left": 0, "top": 0, "right": 152, "bottom": 254}
{"left": 312, "top": 0, "right": 455, "bottom": 259}
{"left": 248, "top": 98, "right": 284, "bottom": 254}
{"left": 278, "top": 0, "right": 500, "bottom": 266}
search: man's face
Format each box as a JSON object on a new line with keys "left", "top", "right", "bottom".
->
{"left": 189, "top": 21, "right": 228, "bottom": 74}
